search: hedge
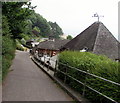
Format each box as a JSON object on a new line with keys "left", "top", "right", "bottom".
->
{"left": 56, "top": 51, "right": 120, "bottom": 103}
{"left": 2, "top": 36, "right": 16, "bottom": 80}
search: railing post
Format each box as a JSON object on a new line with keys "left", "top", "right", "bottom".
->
{"left": 43, "top": 56, "right": 45, "bottom": 68}
{"left": 47, "top": 57, "right": 50, "bottom": 71}
{"left": 82, "top": 70, "right": 89, "bottom": 97}
{"left": 40, "top": 57, "right": 41, "bottom": 64}
{"left": 64, "top": 63, "right": 68, "bottom": 84}
{"left": 54, "top": 60, "right": 58, "bottom": 77}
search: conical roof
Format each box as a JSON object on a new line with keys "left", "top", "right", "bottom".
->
{"left": 62, "top": 22, "right": 100, "bottom": 51}
{"left": 62, "top": 22, "right": 120, "bottom": 60}
{"left": 93, "top": 22, "right": 120, "bottom": 59}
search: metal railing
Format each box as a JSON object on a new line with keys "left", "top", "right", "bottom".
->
{"left": 33, "top": 55, "right": 119, "bottom": 103}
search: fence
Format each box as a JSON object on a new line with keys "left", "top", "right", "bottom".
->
{"left": 33, "top": 55, "right": 120, "bottom": 103}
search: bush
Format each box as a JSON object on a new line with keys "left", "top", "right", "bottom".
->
{"left": 2, "top": 15, "right": 11, "bottom": 36}
{"left": 2, "top": 15, "right": 16, "bottom": 80}
{"left": 0, "top": 55, "right": 2, "bottom": 83}
{"left": 2, "top": 36, "right": 16, "bottom": 57}
{"left": 2, "top": 36, "right": 16, "bottom": 79}
{"left": 57, "top": 51, "right": 119, "bottom": 103}
{"left": 16, "top": 44, "right": 24, "bottom": 51}
{"left": 16, "top": 39, "right": 24, "bottom": 51}
{"left": 20, "top": 33, "right": 30, "bottom": 41}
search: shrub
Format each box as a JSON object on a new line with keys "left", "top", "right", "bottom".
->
{"left": 2, "top": 15, "right": 11, "bottom": 36}
{"left": 16, "top": 44, "right": 24, "bottom": 51}
{"left": 2, "top": 36, "right": 16, "bottom": 79}
{"left": 20, "top": 33, "right": 30, "bottom": 41}
{"left": 57, "top": 51, "right": 119, "bottom": 103}
{"left": 16, "top": 39, "right": 24, "bottom": 51}
{"left": 0, "top": 55, "right": 2, "bottom": 83}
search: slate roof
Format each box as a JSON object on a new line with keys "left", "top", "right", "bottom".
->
{"left": 37, "top": 39, "right": 70, "bottom": 50}
{"left": 62, "top": 22, "right": 120, "bottom": 60}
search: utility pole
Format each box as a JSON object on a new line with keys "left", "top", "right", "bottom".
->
{"left": 92, "top": 13, "right": 104, "bottom": 22}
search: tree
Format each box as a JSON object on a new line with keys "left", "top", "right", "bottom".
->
{"left": 23, "top": 19, "right": 33, "bottom": 35}
{"left": 2, "top": 14, "right": 16, "bottom": 79}
{"left": 2, "top": 15, "right": 11, "bottom": 36}
{"left": 67, "top": 35, "right": 73, "bottom": 40}
{"left": 2, "top": 2, "right": 34, "bottom": 39}
{"left": 32, "top": 26, "right": 40, "bottom": 36}
{"left": 29, "top": 11, "right": 51, "bottom": 37}
{"left": 48, "top": 21, "right": 63, "bottom": 38}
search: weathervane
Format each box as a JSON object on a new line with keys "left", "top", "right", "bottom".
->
{"left": 92, "top": 13, "right": 104, "bottom": 22}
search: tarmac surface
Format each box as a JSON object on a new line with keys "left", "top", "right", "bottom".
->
{"left": 2, "top": 50, "right": 73, "bottom": 101}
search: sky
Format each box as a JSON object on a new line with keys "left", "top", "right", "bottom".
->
{"left": 31, "top": 0, "right": 119, "bottom": 40}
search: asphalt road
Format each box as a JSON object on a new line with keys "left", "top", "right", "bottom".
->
{"left": 2, "top": 50, "right": 73, "bottom": 101}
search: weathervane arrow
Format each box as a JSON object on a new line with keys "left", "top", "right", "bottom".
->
{"left": 92, "top": 13, "right": 104, "bottom": 22}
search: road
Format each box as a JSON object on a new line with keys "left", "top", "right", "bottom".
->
{"left": 2, "top": 50, "right": 73, "bottom": 101}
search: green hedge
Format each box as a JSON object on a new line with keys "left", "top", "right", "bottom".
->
{"left": 57, "top": 51, "right": 119, "bottom": 103}
{"left": 2, "top": 36, "right": 16, "bottom": 80}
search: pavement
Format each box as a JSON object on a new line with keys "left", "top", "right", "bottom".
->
{"left": 2, "top": 50, "right": 73, "bottom": 101}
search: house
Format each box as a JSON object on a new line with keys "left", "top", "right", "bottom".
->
{"left": 35, "top": 39, "right": 70, "bottom": 57}
{"left": 26, "top": 39, "right": 35, "bottom": 48}
{"left": 26, "top": 39, "right": 40, "bottom": 49}
{"left": 61, "top": 21, "right": 120, "bottom": 60}
{"left": 31, "top": 42, "right": 39, "bottom": 47}
{"left": 40, "top": 38, "right": 49, "bottom": 41}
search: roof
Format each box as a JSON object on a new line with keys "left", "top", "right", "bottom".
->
{"left": 37, "top": 39, "right": 70, "bottom": 50}
{"left": 26, "top": 39, "right": 34, "bottom": 43}
{"left": 62, "top": 22, "right": 120, "bottom": 60}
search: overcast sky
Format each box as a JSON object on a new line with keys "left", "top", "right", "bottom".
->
{"left": 31, "top": 0, "right": 119, "bottom": 39}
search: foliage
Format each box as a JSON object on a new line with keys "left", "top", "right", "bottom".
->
{"left": 48, "top": 21, "right": 63, "bottom": 38}
{"left": 0, "top": 36, "right": 1, "bottom": 82}
{"left": 20, "top": 38, "right": 26, "bottom": 44}
{"left": 32, "top": 26, "right": 40, "bottom": 36}
{"left": 2, "top": 2, "right": 34, "bottom": 39}
{"left": 2, "top": 14, "right": 15, "bottom": 56}
{"left": 28, "top": 12, "right": 64, "bottom": 38}
{"left": 20, "top": 33, "right": 30, "bottom": 41}
{"left": 67, "top": 35, "right": 73, "bottom": 40}
{"left": 2, "top": 2, "right": 64, "bottom": 40}
{"left": 2, "top": 15, "right": 11, "bottom": 36}
{"left": 0, "top": 55, "right": 1, "bottom": 83}
{"left": 29, "top": 11, "right": 51, "bottom": 37}
{"left": 2, "top": 36, "right": 16, "bottom": 79}
{"left": 16, "top": 39, "right": 24, "bottom": 51}
{"left": 22, "top": 19, "right": 33, "bottom": 36}
{"left": 57, "top": 51, "right": 119, "bottom": 103}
